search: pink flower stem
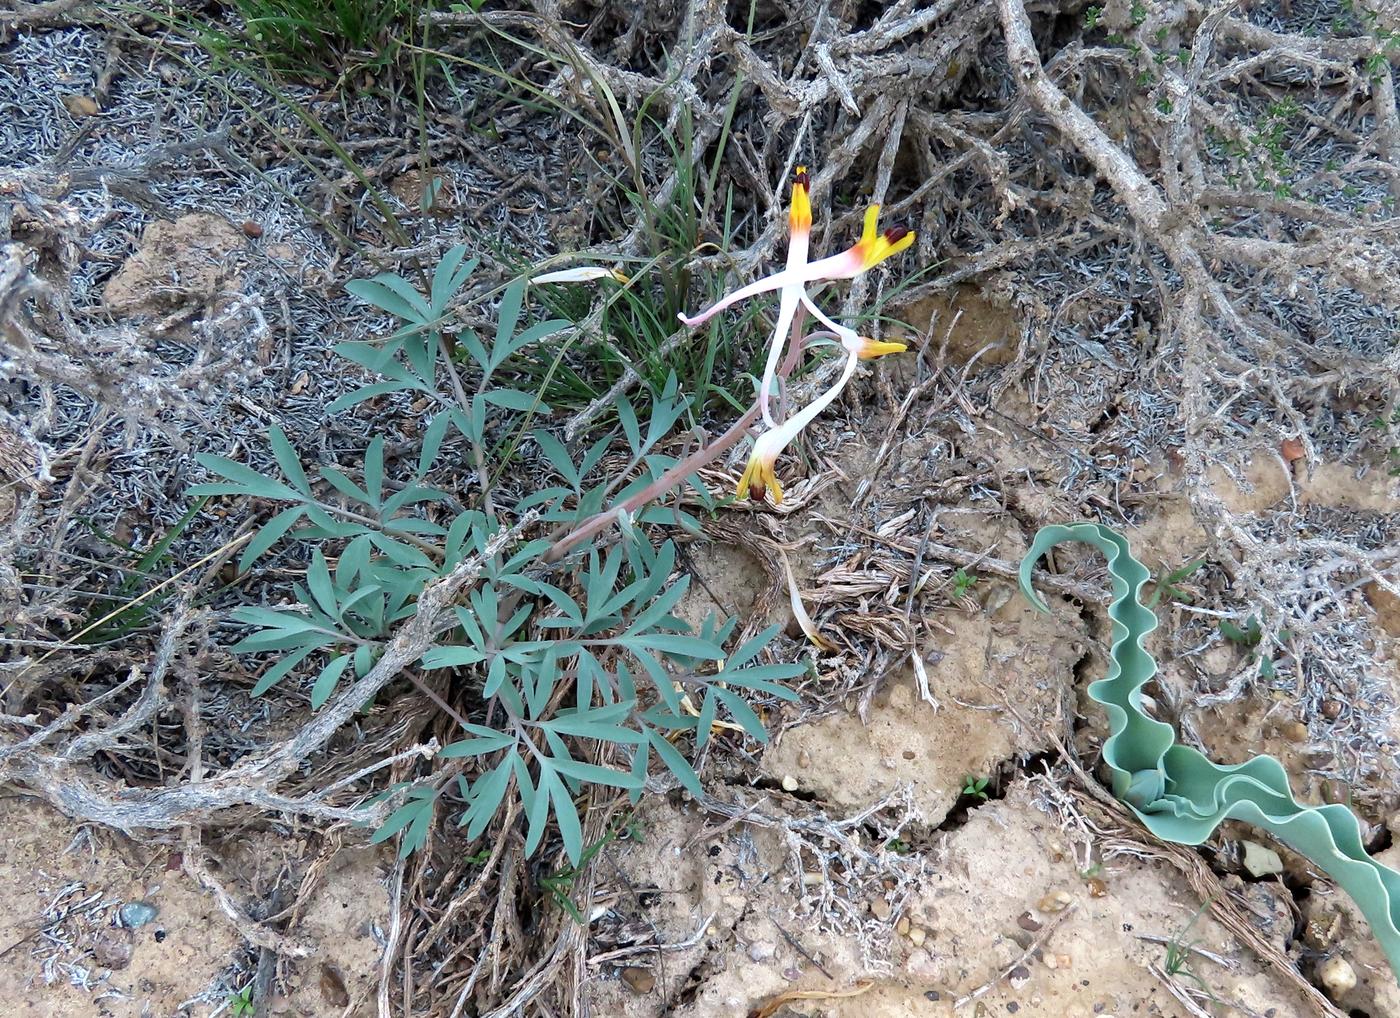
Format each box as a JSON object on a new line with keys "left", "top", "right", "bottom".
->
{"left": 547, "top": 400, "right": 763, "bottom": 562}
{"left": 547, "top": 305, "right": 814, "bottom": 562}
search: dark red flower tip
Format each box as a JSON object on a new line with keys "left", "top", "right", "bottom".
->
{"left": 795, "top": 168, "right": 810, "bottom": 188}
{"left": 883, "top": 226, "right": 910, "bottom": 244}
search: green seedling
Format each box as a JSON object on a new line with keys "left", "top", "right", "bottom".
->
{"left": 540, "top": 828, "right": 618, "bottom": 924}
{"left": 1218, "top": 614, "right": 1290, "bottom": 678}
{"left": 1163, "top": 897, "right": 1222, "bottom": 1006}
{"left": 961, "top": 775, "right": 990, "bottom": 802}
{"left": 228, "top": 984, "right": 255, "bottom": 1016}
{"left": 1144, "top": 558, "right": 1203, "bottom": 610}
{"left": 78, "top": 495, "right": 209, "bottom": 643}
{"left": 951, "top": 568, "right": 978, "bottom": 600}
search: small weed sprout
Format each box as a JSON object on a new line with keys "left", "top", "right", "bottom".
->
{"left": 1143, "top": 559, "right": 1202, "bottom": 610}
{"left": 960, "top": 775, "right": 990, "bottom": 802}
{"left": 226, "top": 984, "right": 255, "bottom": 1017}
{"left": 1373, "top": 409, "right": 1400, "bottom": 476}
{"left": 1218, "top": 613, "right": 1291, "bottom": 679}
{"left": 951, "top": 567, "right": 978, "bottom": 600}
{"left": 1162, "top": 898, "right": 1222, "bottom": 1007}
{"left": 218, "top": 0, "right": 427, "bottom": 78}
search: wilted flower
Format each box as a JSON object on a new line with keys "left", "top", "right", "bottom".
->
{"left": 530, "top": 265, "right": 630, "bottom": 285}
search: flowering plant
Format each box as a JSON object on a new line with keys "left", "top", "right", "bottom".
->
{"left": 679, "top": 167, "right": 913, "bottom": 504}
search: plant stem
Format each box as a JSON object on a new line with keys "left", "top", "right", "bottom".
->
{"left": 547, "top": 400, "right": 762, "bottom": 562}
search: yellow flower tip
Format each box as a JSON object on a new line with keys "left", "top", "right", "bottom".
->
{"left": 845, "top": 205, "right": 915, "bottom": 271}
{"left": 736, "top": 453, "right": 783, "bottom": 505}
{"left": 861, "top": 204, "right": 881, "bottom": 243}
{"left": 609, "top": 268, "right": 631, "bottom": 283}
{"left": 789, "top": 166, "right": 812, "bottom": 234}
{"left": 856, "top": 338, "right": 908, "bottom": 360}
{"left": 857, "top": 224, "right": 915, "bottom": 271}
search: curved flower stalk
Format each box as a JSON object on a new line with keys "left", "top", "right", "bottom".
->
{"left": 755, "top": 167, "right": 812, "bottom": 427}
{"left": 736, "top": 331, "right": 906, "bottom": 504}
{"left": 678, "top": 168, "right": 914, "bottom": 426}
{"left": 677, "top": 203, "right": 914, "bottom": 327}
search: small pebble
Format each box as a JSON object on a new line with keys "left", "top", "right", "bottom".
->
{"left": 1036, "top": 890, "right": 1073, "bottom": 913}
{"left": 620, "top": 967, "right": 656, "bottom": 994}
{"left": 242, "top": 220, "right": 264, "bottom": 239}
{"left": 797, "top": 750, "right": 812, "bottom": 768}
{"left": 62, "top": 94, "right": 100, "bottom": 116}
{"left": 319, "top": 963, "right": 350, "bottom": 1007}
{"left": 905, "top": 948, "right": 939, "bottom": 981}
{"left": 869, "top": 898, "right": 892, "bottom": 921}
{"left": 1017, "top": 911, "right": 1043, "bottom": 932}
{"left": 118, "top": 902, "right": 159, "bottom": 928}
{"left": 1303, "top": 913, "right": 1343, "bottom": 950}
{"left": 1086, "top": 877, "right": 1108, "bottom": 898}
{"left": 1008, "top": 965, "right": 1031, "bottom": 990}
{"left": 1303, "top": 745, "right": 1335, "bottom": 768}
{"left": 1321, "top": 699, "right": 1344, "bottom": 720}
{"left": 1241, "top": 840, "right": 1284, "bottom": 878}
{"left": 1280, "top": 721, "right": 1309, "bottom": 743}
{"left": 896, "top": 916, "right": 911, "bottom": 936}
{"left": 1317, "top": 955, "right": 1356, "bottom": 997}
{"left": 747, "top": 940, "right": 775, "bottom": 962}
{"left": 92, "top": 930, "right": 133, "bottom": 969}
{"left": 780, "top": 774, "right": 799, "bottom": 792}
{"left": 908, "top": 927, "right": 927, "bottom": 947}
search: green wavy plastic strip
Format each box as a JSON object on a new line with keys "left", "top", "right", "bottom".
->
{"left": 1018, "top": 522, "right": 1400, "bottom": 983}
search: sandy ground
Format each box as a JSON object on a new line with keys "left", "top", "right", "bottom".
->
{"left": 0, "top": 797, "right": 389, "bottom": 1017}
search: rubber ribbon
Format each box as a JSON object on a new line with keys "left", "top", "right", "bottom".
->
{"left": 1018, "top": 522, "right": 1400, "bottom": 983}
